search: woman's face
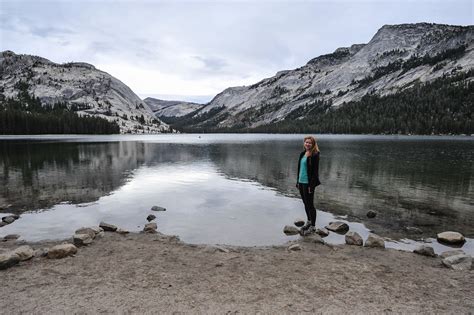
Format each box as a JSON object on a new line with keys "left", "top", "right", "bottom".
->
{"left": 304, "top": 139, "right": 313, "bottom": 151}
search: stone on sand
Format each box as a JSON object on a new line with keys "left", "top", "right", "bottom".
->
{"left": 345, "top": 231, "right": 363, "bottom": 246}
{"left": 47, "top": 244, "right": 78, "bottom": 259}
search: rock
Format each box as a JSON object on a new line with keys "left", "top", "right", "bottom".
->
{"left": 13, "top": 245, "right": 34, "bottom": 261}
{"left": 302, "top": 234, "right": 324, "bottom": 244}
{"left": 366, "top": 210, "right": 377, "bottom": 218}
{"left": 143, "top": 222, "right": 157, "bottom": 233}
{"left": 0, "top": 252, "right": 20, "bottom": 270}
{"left": 90, "top": 226, "right": 104, "bottom": 234}
{"left": 34, "top": 248, "right": 49, "bottom": 258}
{"left": 214, "top": 246, "right": 230, "bottom": 253}
{"left": 0, "top": 222, "right": 7, "bottom": 228}
{"left": 96, "top": 231, "right": 105, "bottom": 239}
{"left": 316, "top": 228, "right": 329, "bottom": 237}
{"left": 440, "top": 249, "right": 465, "bottom": 259}
{"left": 215, "top": 262, "right": 224, "bottom": 267}
{"left": 405, "top": 227, "right": 423, "bottom": 234}
{"left": 151, "top": 205, "right": 166, "bottom": 211}
{"left": 442, "top": 254, "right": 472, "bottom": 271}
{"left": 73, "top": 233, "right": 93, "bottom": 247}
{"left": 364, "top": 233, "right": 385, "bottom": 248}
{"left": 294, "top": 219, "right": 305, "bottom": 227}
{"left": 12, "top": 214, "right": 20, "bottom": 220}
{"left": 325, "top": 221, "right": 349, "bottom": 234}
{"left": 116, "top": 228, "right": 130, "bottom": 235}
{"left": 413, "top": 245, "right": 436, "bottom": 257}
{"left": 146, "top": 214, "right": 156, "bottom": 222}
{"left": 2, "top": 216, "right": 15, "bottom": 224}
{"left": 99, "top": 222, "right": 118, "bottom": 232}
{"left": 345, "top": 231, "right": 363, "bottom": 246}
{"left": 437, "top": 231, "right": 465, "bottom": 245}
{"left": 75, "top": 227, "right": 97, "bottom": 239}
{"left": 283, "top": 225, "right": 300, "bottom": 235}
{"left": 3, "top": 234, "right": 20, "bottom": 240}
{"left": 288, "top": 244, "right": 302, "bottom": 251}
{"left": 47, "top": 244, "right": 78, "bottom": 259}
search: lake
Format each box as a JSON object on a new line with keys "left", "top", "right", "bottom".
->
{"left": 0, "top": 134, "right": 473, "bottom": 255}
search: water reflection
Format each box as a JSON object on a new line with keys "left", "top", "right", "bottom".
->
{"left": 0, "top": 135, "right": 473, "bottom": 253}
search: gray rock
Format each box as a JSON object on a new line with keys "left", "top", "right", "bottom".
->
{"left": 294, "top": 219, "right": 305, "bottom": 227}
{"left": 143, "top": 222, "right": 158, "bottom": 233}
{"left": 437, "top": 231, "right": 465, "bottom": 245}
{"left": 151, "top": 205, "right": 166, "bottom": 211}
{"left": 3, "top": 234, "right": 20, "bottom": 240}
{"left": 316, "top": 228, "right": 329, "bottom": 237}
{"left": 283, "top": 225, "right": 300, "bottom": 235}
{"left": 302, "top": 234, "right": 324, "bottom": 244}
{"left": 0, "top": 252, "right": 20, "bottom": 270}
{"left": 75, "top": 227, "right": 97, "bottom": 239}
{"left": 0, "top": 222, "right": 7, "bottom": 228}
{"left": 325, "top": 221, "right": 349, "bottom": 234}
{"left": 116, "top": 228, "right": 130, "bottom": 235}
{"left": 442, "top": 254, "right": 472, "bottom": 271}
{"left": 12, "top": 214, "right": 20, "bottom": 220}
{"left": 73, "top": 233, "right": 93, "bottom": 247}
{"left": 2, "top": 216, "right": 15, "bottom": 224}
{"left": 405, "top": 227, "right": 423, "bottom": 234}
{"left": 47, "top": 244, "right": 78, "bottom": 259}
{"left": 96, "top": 231, "right": 105, "bottom": 239}
{"left": 440, "top": 249, "right": 465, "bottom": 259}
{"left": 364, "top": 233, "right": 385, "bottom": 248}
{"left": 34, "top": 248, "right": 49, "bottom": 258}
{"left": 366, "top": 210, "right": 377, "bottom": 218}
{"left": 90, "top": 226, "right": 104, "bottom": 234}
{"left": 345, "top": 231, "right": 363, "bottom": 246}
{"left": 214, "top": 246, "right": 230, "bottom": 253}
{"left": 146, "top": 214, "right": 156, "bottom": 222}
{"left": 413, "top": 245, "right": 436, "bottom": 257}
{"left": 13, "top": 245, "right": 34, "bottom": 261}
{"left": 99, "top": 221, "right": 118, "bottom": 232}
{"left": 288, "top": 244, "right": 302, "bottom": 251}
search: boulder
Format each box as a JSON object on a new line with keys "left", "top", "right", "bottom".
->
{"left": 442, "top": 254, "right": 472, "bottom": 271}
{"left": 283, "top": 225, "right": 300, "bottom": 236}
{"left": 437, "top": 231, "right": 465, "bottom": 245}
{"left": 34, "top": 248, "right": 49, "bottom": 258}
{"left": 73, "top": 233, "right": 93, "bottom": 247}
{"left": 366, "top": 210, "right": 377, "bottom": 218}
{"left": 96, "top": 231, "right": 105, "bottom": 239}
{"left": 116, "top": 228, "right": 130, "bottom": 235}
{"left": 146, "top": 214, "right": 156, "bottom": 222}
{"left": 90, "top": 226, "right": 104, "bottom": 234}
{"left": 143, "top": 222, "right": 157, "bottom": 233}
{"left": 0, "top": 252, "right": 20, "bottom": 270}
{"left": 47, "top": 244, "right": 78, "bottom": 259}
{"left": 364, "top": 234, "right": 385, "bottom": 248}
{"left": 99, "top": 222, "right": 118, "bottom": 232}
{"left": 294, "top": 219, "right": 305, "bottom": 227}
{"left": 316, "top": 228, "right": 329, "bottom": 237}
{"left": 413, "top": 245, "right": 436, "bottom": 257}
{"left": 151, "top": 205, "right": 166, "bottom": 211}
{"left": 288, "top": 244, "right": 302, "bottom": 251}
{"left": 345, "top": 231, "right": 363, "bottom": 246}
{"left": 3, "top": 234, "right": 20, "bottom": 241}
{"left": 2, "top": 216, "right": 15, "bottom": 224}
{"left": 302, "top": 234, "right": 324, "bottom": 244}
{"left": 325, "top": 221, "right": 349, "bottom": 234}
{"left": 440, "top": 250, "right": 465, "bottom": 259}
{"left": 13, "top": 245, "right": 34, "bottom": 261}
{"left": 75, "top": 227, "right": 97, "bottom": 239}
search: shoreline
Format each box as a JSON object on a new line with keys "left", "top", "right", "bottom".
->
{"left": 1, "top": 229, "right": 473, "bottom": 313}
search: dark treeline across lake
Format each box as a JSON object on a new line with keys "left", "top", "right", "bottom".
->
{"left": 0, "top": 134, "right": 472, "bottom": 253}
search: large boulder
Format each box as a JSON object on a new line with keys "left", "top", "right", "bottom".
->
{"left": 99, "top": 222, "right": 118, "bottom": 232}
{"left": 283, "top": 225, "right": 300, "bottom": 235}
{"left": 143, "top": 222, "right": 157, "bottom": 233}
{"left": 75, "top": 227, "right": 97, "bottom": 239}
{"left": 442, "top": 254, "right": 472, "bottom": 271}
{"left": 47, "top": 244, "right": 78, "bottom": 259}
{"left": 437, "top": 231, "right": 465, "bottom": 245}
{"left": 325, "top": 221, "right": 349, "bottom": 234}
{"left": 345, "top": 231, "right": 363, "bottom": 246}
{"left": 0, "top": 252, "right": 20, "bottom": 270}
{"left": 73, "top": 233, "right": 93, "bottom": 247}
{"left": 364, "top": 234, "right": 385, "bottom": 248}
{"left": 13, "top": 245, "right": 34, "bottom": 261}
{"left": 413, "top": 245, "right": 436, "bottom": 257}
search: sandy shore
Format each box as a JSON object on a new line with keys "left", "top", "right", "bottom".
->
{"left": 1, "top": 231, "right": 473, "bottom": 314}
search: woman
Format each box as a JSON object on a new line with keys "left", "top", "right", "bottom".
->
{"left": 296, "top": 136, "right": 321, "bottom": 235}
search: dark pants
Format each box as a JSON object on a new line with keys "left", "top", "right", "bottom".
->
{"left": 298, "top": 183, "right": 316, "bottom": 226}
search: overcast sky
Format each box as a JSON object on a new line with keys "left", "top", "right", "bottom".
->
{"left": 0, "top": 0, "right": 472, "bottom": 103}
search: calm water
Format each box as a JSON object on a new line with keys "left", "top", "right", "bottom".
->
{"left": 0, "top": 134, "right": 473, "bottom": 254}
